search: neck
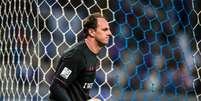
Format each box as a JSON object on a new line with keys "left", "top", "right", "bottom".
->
{"left": 85, "top": 38, "right": 102, "bottom": 54}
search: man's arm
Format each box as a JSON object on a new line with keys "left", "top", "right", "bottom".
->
{"left": 49, "top": 83, "right": 72, "bottom": 101}
{"left": 54, "top": 51, "right": 80, "bottom": 87}
{"left": 50, "top": 51, "right": 80, "bottom": 101}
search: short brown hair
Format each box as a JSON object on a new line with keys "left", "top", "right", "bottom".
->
{"left": 83, "top": 13, "right": 106, "bottom": 38}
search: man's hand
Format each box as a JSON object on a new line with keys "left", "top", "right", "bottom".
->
{"left": 87, "top": 98, "right": 101, "bottom": 101}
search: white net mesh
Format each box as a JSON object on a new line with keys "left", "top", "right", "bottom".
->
{"left": 0, "top": 0, "right": 39, "bottom": 100}
{"left": 192, "top": 0, "right": 201, "bottom": 101}
{"left": 1, "top": 0, "right": 201, "bottom": 101}
{"left": 0, "top": 0, "right": 115, "bottom": 100}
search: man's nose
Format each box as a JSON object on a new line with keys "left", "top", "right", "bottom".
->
{"left": 108, "top": 30, "right": 112, "bottom": 36}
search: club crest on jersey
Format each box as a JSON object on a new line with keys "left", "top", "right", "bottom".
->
{"left": 60, "top": 67, "right": 72, "bottom": 79}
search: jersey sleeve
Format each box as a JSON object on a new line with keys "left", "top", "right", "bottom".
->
{"left": 54, "top": 50, "right": 81, "bottom": 87}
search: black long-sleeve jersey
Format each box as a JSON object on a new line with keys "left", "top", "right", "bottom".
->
{"left": 49, "top": 41, "right": 98, "bottom": 101}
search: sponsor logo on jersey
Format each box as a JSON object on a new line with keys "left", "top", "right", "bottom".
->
{"left": 83, "top": 83, "right": 93, "bottom": 89}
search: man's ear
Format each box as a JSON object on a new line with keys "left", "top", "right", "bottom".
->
{"left": 88, "top": 28, "right": 95, "bottom": 37}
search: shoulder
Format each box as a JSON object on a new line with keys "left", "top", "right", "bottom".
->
{"left": 61, "top": 41, "right": 85, "bottom": 61}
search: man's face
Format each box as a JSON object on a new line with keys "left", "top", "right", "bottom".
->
{"left": 94, "top": 18, "right": 112, "bottom": 46}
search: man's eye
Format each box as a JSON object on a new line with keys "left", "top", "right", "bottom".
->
{"left": 103, "top": 28, "right": 109, "bottom": 31}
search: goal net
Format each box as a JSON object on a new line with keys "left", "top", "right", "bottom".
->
{"left": 192, "top": 0, "right": 201, "bottom": 100}
{"left": 0, "top": 0, "right": 200, "bottom": 101}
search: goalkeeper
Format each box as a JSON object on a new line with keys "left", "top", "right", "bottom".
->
{"left": 49, "top": 13, "right": 112, "bottom": 101}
